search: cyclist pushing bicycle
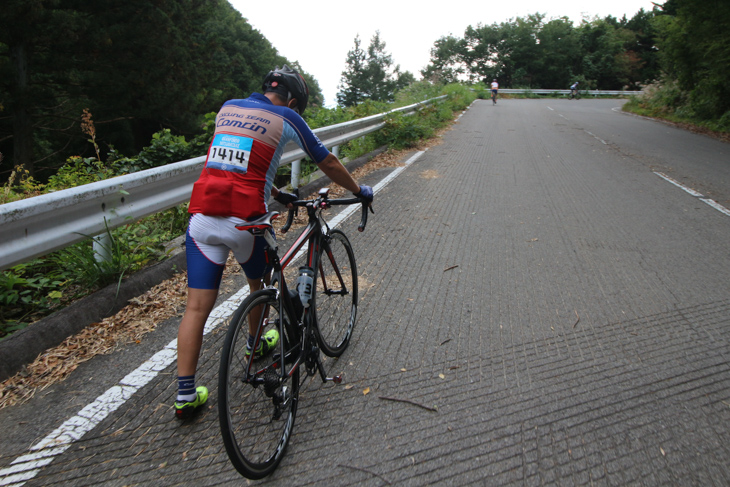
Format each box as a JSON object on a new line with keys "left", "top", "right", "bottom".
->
{"left": 173, "top": 65, "right": 373, "bottom": 420}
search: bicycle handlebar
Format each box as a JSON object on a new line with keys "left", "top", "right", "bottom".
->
{"left": 280, "top": 193, "right": 373, "bottom": 234}
{"left": 328, "top": 197, "right": 374, "bottom": 233}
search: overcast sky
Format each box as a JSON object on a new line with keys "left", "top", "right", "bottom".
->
{"left": 228, "top": 0, "right": 658, "bottom": 107}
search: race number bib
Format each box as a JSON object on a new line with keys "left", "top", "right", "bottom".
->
{"left": 206, "top": 134, "right": 253, "bottom": 173}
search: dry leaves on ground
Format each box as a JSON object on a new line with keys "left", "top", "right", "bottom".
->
{"left": 0, "top": 273, "right": 188, "bottom": 409}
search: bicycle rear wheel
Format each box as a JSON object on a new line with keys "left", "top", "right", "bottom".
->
{"left": 218, "top": 289, "right": 300, "bottom": 479}
{"left": 314, "top": 229, "right": 358, "bottom": 357}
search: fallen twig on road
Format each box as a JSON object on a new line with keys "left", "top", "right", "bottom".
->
{"left": 379, "top": 396, "right": 438, "bottom": 412}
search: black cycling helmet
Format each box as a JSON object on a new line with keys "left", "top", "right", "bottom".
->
{"left": 262, "top": 65, "right": 309, "bottom": 115}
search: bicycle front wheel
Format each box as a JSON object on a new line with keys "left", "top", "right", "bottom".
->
{"left": 218, "top": 289, "right": 300, "bottom": 480}
{"left": 314, "top": 229, "right": 358, "bottom": 357}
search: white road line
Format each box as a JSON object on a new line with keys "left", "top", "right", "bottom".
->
{"left": 700, "top": 198, "right": 730, "bottom": 217}
{"left": 585, "top": 131, "right": 608, "bottom": 145}
{"left": 654, "top": 171, "right": 704, "bottom": 197}
{"left": 654, "top": 171, "right": 730, "bottom": 217}
{"left": 0, "top": 151, "right": 427, "bottom": 487}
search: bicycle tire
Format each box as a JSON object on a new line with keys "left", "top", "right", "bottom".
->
{"left": 314, "top": 229, "right": 358, "bottom": 357}
{"left": 219, "top": 289, "right": 300, "bottom": 479}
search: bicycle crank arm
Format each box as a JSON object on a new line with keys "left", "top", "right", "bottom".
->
{"left": 315, "top": 354, "right": 343, "bottom": 384}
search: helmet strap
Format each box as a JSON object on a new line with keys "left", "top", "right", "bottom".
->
{"left": 286, "top": 92, "right": 300, "bottom": 113}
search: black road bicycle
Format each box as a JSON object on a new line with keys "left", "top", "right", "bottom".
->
{"left": 218, "top": 187, "right": 372, "bottom": 479}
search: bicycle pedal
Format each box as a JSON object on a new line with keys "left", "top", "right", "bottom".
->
{"left": 325, "top": 374, "right": 343, "bottom": 384}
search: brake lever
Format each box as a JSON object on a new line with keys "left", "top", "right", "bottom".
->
{"left": 280, "top": 188, "right": 300, "bottom": 234}
{"left": 358, "top": 203, "right": 374, "bottom": 232}
{"left": 281, "top": 207, "right": 297, "bottom": 233}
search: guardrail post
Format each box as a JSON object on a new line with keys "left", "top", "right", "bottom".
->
{"left": 93, "top": 233, "right": 112, "bottom": 263}
{"left": 291, "top": 159, "right": 301, "bottom": 189}
{"left": 332, "top": 145, "right": 340, "bottom": 158}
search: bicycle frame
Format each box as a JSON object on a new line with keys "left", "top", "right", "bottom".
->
{"left": 241, "top": 190, "right": 367, "bottom": 387}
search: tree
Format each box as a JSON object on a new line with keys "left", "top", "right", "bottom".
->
{"left": 0, "top": 0, "right": 323, "bottom": 182}
{"left": 576, "top": 17, "right": 636, "bottom": 89}
{"left": 363, "top": 31, "right": 399, "bottom": 102}
{"left": 0, "top": 0, "right": 84, "bottom": 177}
{"left": 421, "top": 35, "right": 468, "bottom": 84}
{"left": 422, "top": 10, "right": 663, "bottom": 91}
{"left": 623, "top": 9, "right": 661, "bottom": 88}
{"left": 337, "top": 35, "right": 368, "bottom": 107}
{"left": 534, "top": 17, "right": 582, "bottom": 88}
{"left": 654, "top": 0, "right": 730, "bottom": 120}
{"left": 429, "top": 15, "right": 546, "bottom": 87}
{"left": 337, "top": 31, "right": 411, "bottom": 107}
{"left": 461, "top": 22, "right": 510, "bottom": 83}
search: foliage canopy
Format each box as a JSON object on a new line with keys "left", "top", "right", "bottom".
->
{"left": 422, "top": 10, "right": 661, "bottom": 91}
{"left": 0, "top": 0, "right": 322, "bottom": 181}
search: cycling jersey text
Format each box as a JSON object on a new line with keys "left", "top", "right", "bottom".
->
{"left": 216, "top": 117, "right": 267, "bottom": 135}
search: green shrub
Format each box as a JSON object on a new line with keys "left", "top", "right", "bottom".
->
{"left": 624, "top": 78, "right": 730, "bottom": 133}
{"left": 341, "top": 135, "right": 379, "bottom": 161}
{"left": 0, "top": 261, "right": 66, "bottom": 340}
{"left": 46, "top": 156, "right": 116, "bottom": 191}
{"left": 376, "top": 111, "right": 434, "bottom": 149}
{"left": 0, "top": 167, "right": 44, "bottom": 204}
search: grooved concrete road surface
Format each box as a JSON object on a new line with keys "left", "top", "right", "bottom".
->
{"left": 2, "top": 99, "right": 730, "bottom": 486}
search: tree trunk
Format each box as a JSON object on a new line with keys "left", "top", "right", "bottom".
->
{"left": 11, "top": 41, "right": 34, "bottom": 176}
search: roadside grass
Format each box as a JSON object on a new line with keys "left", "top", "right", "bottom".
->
{"left": 0, "top": 204, "right": 190, "bottom": 341}
{"left": 621, "top": 80, "right": 730, "bottom": 142}
{"left": 623, "top": 97, "right": 730, "bottom": 143}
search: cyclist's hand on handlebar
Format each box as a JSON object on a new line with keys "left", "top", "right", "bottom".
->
{"left": 275, "top": 190, "right": 298, "bottom": 208}
{"left": 354, "top": 185, "right": 374, "bottom": 205}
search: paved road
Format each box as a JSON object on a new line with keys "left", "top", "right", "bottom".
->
{"left": 2, "top": 99, "right": 730, "bottom": 486}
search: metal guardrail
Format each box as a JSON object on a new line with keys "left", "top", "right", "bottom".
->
{"left": 0, "top": 95, "right": 447, "bottom": 271}
{"left": 498, "top": 89, "right": 643, "bottom": 96}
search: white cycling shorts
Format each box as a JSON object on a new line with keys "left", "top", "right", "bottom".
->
{"left": 186, "top": 213, "right": 269, "bottom": 289}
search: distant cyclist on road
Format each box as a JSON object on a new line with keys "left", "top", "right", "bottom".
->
{"left": 174, "top": 65, "right": 374, "bottom": 419}
{"left": 570, "top": 81, "right": 579, "bottom": 100}
{"left": 491, "top": 79, "right": 499, "bottom": 104}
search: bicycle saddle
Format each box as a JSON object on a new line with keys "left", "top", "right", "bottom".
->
{"left": 235, "top": 211, "right": 280, "bottom": 233}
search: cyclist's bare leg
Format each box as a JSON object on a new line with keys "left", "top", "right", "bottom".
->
{"left": 177, "top": 288, "right": 219, "bottom": 376}
{"left": 177, "top": 275, "right": 267, "bottom": 377}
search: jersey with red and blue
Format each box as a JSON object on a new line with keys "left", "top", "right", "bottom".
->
{"left": 189, "top": 93, "right": 330, "bottom": 221}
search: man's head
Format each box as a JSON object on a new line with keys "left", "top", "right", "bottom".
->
{"left": 262, "top": 65, "right": 310, "bottom": 115}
